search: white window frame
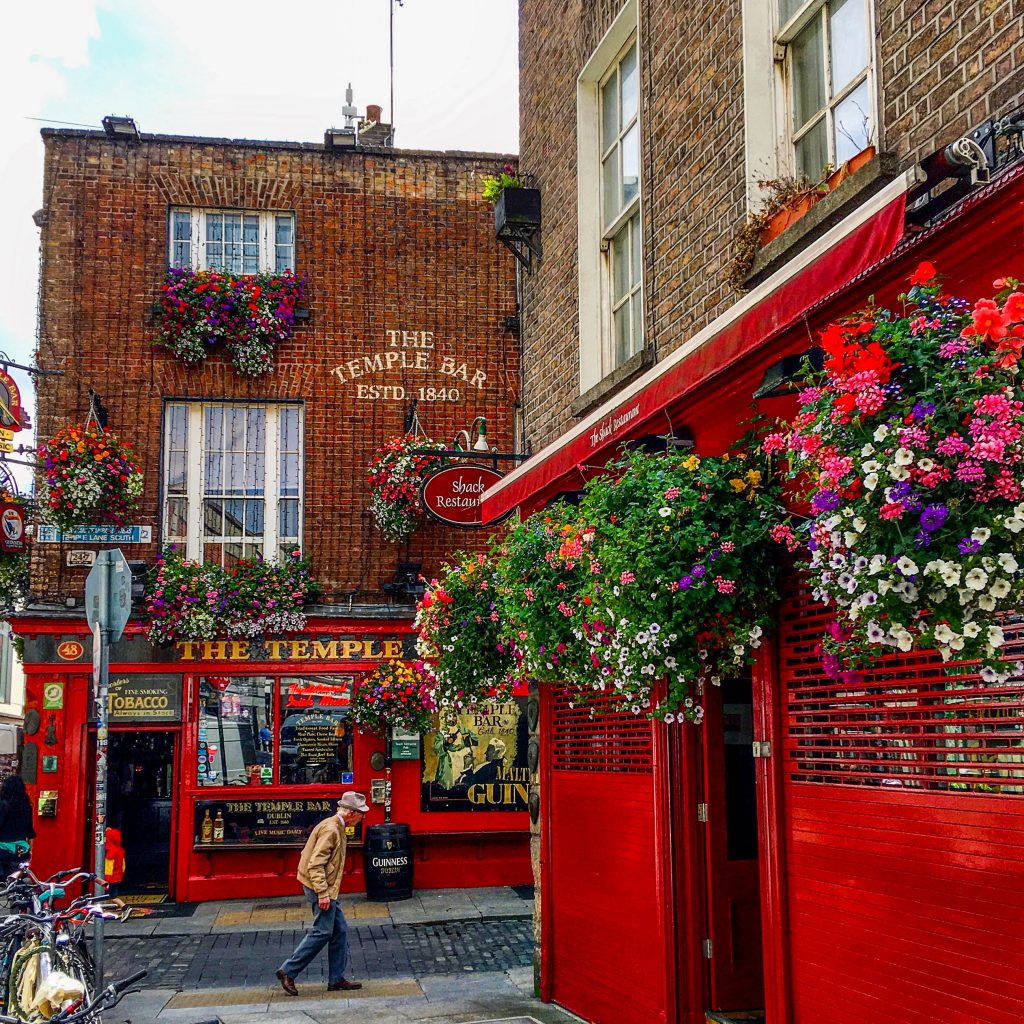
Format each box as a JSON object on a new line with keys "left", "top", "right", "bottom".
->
{"left": 168, "top": 208, "right": 296, "bottom": 274}
{"left": 577, "top": 0, "right": 642, "bottom": 395}
{"left": 162, "top": 401, "right": 304, "bottom": 565}
{"left": 742, "top": 0, "right": 876, "bottom": 209}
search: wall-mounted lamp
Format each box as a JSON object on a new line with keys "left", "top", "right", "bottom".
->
{"left": 753, "top": 348, "right": 824, "bottom": 400}
{"left": 453, "top": 416, "right": 491, "bottom": 453}
{"left": 101, "top": 115, "right": 140, "bottom": 141}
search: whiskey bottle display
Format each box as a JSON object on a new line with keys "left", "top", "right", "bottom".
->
{"left": 213, "top": 809, "right": 225, "bottom": 842}
{"left": 201, "top": 808, "right": 213, "bottom": 844}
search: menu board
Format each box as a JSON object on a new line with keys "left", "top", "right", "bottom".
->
{"left": 193, "top": 798, "right": 363, "bottom": 850}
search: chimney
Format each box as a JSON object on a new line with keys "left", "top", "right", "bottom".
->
{"left": 365, "top": 104, "right": 383, "bottom": 125}
{"left": 358, "top": 104, "right": 393, "bottom": 147}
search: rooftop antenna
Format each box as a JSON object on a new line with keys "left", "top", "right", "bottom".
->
{"left": 342, "top": 83, "right": 358, "bottom": 130}
{"left": 389, "top": 0, "right": 404, "bottom": 147}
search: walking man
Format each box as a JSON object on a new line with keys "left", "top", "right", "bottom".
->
{"left": 276, "top": 791, "right": 369, "bottom": 995}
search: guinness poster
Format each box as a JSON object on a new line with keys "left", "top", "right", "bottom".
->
{"left": 421, "top": 697, "right": 529, "bottom": 812}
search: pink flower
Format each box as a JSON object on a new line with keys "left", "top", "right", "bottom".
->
{"left": 879, "top": 502, "right": 905, "bottom": 521}
{"left": 1002, "top": 292, "right": 1024, "bottom": 322}
{"left": 619, "top": 571, "right": 635, "bottom": 585}
{"left": 714, "top": 577, "right": 735, "bottom": 594}
{"left": 664, "top": 487, "right": 680, "bottom": 500}
{"left": 967, "top": 298, "right": 1008, "bottom": 342}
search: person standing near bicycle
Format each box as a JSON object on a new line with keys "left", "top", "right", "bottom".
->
{"left": 0, "top": 777, "right": 34, "bottom": 877}
{"left": 276, "top": 792, "right": 368, "bottom": 996}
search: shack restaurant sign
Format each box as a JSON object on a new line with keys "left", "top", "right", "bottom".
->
{"left": 421, "top": 465, "right": 505, "bottom": 528}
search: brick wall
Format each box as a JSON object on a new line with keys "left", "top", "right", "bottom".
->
{"left": 33, "top": 132, "right": 519, "bottom": 607}
{"left": 518, "top": 0, "right": 1023, "bottom": 452}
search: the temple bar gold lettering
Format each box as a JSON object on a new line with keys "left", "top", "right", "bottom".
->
{"left": 176, "top": 638, "right": 404, "bottom": 662}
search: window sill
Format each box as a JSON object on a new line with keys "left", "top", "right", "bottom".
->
{"left": 571, "top": 347, "right": 655, "bottom": 419}
{"left": 743, "top": 151, "right": 900, "bottom": 288}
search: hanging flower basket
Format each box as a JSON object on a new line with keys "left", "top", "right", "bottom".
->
{"left": 0, "top": 491, "right": 29, "bottom": 610}
{"left": 415, "top": 553, "right": 516, "bottom": 716}
{"left": 156, "top": 269, "right": 304, "bottom": 377}
{"left": 351, "top": 659, "right": 436, "bottom": 735}
{"left": 145, "top": 550, "right": 317, "bottom": 644}
{"left": 367, "top": 434, "right": 447, "bottom": 543}
{"left": 39, "top": 425, "right": 143, "bottom": 533}
{"left": 764, "top": 264, "right": 1024, "bottom": 678}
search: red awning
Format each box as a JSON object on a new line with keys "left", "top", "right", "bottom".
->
{"left": 481, "top": 175, "right": 913, "bottom": 520}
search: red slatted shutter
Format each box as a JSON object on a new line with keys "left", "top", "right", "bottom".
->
{"left": 778, "top": 581, "right": 1024, "bottom": 1024}
{"left": 545, "top": 689, "right": 668, "bottom": 1024}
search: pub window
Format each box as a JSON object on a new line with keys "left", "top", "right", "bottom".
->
{"left": 163, "top": 401, "right": 303, "bottom": 566}
{"left": 196, "top": 675, "right": 353, "bottom": 788}
{"left": 169, "top": 208, "right": 296, "bottom": 274}
{"left": 198, "top": 677, "right": 274, "bottom": 787}
{"left": 278, "top": 676, "right": 355, "bottom": 785}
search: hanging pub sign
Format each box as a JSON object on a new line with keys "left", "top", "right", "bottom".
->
{"left": 421, "top": 697, "right": 530, "bottom": 812}
{"left": 0, "top": 504, "right": 26, "bottom": 554}
{"left": 0, "top": 369, "right": 24, "bottom": 455}
{"left": 420, "top": 464, "right": 506, "bottom": 528}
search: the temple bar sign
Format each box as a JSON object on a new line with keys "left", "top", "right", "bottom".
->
{"left": 176, "top": 636, "right": 407, "bottom": 662}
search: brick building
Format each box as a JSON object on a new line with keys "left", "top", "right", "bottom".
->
{"left": 16, "top": 113, "right": 529, "bottom": 903}
{"left": 481, "top": 2, "right": 1024, "bottom": 1024}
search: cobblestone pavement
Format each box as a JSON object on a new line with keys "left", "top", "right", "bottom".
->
{"left": 106, "top": 916, "right": 533, "bottom": 990}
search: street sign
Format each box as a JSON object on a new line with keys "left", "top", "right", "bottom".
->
{"left": 85, "top": 549, "right": 132, "bottom": 643}
{"left": 36, "top": 525, "right": 152, "bottom": 545}
{"left": 67, "top": 550, "right": 97, "bottom": 568}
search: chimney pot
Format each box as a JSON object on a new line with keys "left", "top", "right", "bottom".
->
{"left": 366, "top": 104, "right": 383, "bottom": 124}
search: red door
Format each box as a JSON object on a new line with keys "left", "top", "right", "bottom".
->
{"left": 702, "top": 677, "right": 764, "bottom": 1011}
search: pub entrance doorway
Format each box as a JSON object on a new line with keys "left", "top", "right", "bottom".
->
{"left": 701, "top": 676, "right": 765, "bottom": 1014}
{"left": 107, "top": 731, "right": 177, "bottom": 893}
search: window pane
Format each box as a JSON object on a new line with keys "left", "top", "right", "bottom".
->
{"left": 279, "top": 677, "right": 355, "bottom": 786}
{"left": 279, "top": 499, "right": 299, "bottom": 541}
{"left": 622, "top": 124, "right": 639, "bottom": 206}
{"left": 834, "top": 78, "right": 872, "bottom": 163}
{"left": 172, "top": 212, "right": 192, "bottom": 268}
{"left": 830, "top": 0, "right": 869, "bottom": 93}
{"left": 613, "top": 234, "right": 629, "bottom": 302}
{"left": 792, "top": 14, "right": 826, "bottom": 131}
{"left": 197, "top": 677, "right": 274, "bottom": 787}
{"left": 778, "top": 0, "right": 804, "bottom": 24}
{"left": 166, "top": 497, "right": 187, "bottom": 542}
{"left": 602, "top": 152, "right": 619, "bottom": 226}
{"left": 206, "top": 214, "right": 223, "bottom": 244}
{"left": 244, "top": 499, "right": 265, "bottom": 537}
{"left": 614, "top": 304, "right": 632, "bottom": 368}
{"left": 275, "top": 216, "right": 293, "bottom": 246}
{"left": 601, "top": 72, "right": 618, "bottom": 151}
{"left": 167, "top": 451, "right": 187, "bottom": 494}
{"left": 630, "top": 213, "right": 641, "bottom": 286}
{"left": 795, "top": 117, "right": 829, "bottom": 178}
{"left": 620, "top": 43, "right": 638, "bottom": 126}
{"left": 631, "top": 294, "right": 642, "bottom": 355}
{"left": 275, "top": 216, "right": 295, "bottom": 273}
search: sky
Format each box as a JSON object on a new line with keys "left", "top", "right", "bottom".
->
{"left": 0, "top": 0, "right": 519, "bottom": 462}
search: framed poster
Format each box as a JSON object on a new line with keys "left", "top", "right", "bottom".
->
{"left": 421, "top": 697, "right": 529, "bottom": 812}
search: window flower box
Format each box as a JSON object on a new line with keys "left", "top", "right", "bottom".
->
{"left": 494, "top": 187, "right": 542, "bottom": 239}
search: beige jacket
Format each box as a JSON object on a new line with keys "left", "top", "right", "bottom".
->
{"left": 296, "top": 815, "right": 348, "bottom": 900}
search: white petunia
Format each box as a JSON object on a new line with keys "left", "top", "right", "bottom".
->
{"left": 917, "top": 458, "right": 935, "bottom": 472}
{"left": 988, "top": 625, "right": 1005, "bottom": 648}
{"left": 965, "top": 568, "right": 988, "bottom": 591}
{"left": 873, "top": 424, "right": 890, "bottom": 442}
{"left": 894, "top": 448, "right": 915, "bottom": 466}
{"left": 896, "top": 556, "right": 919, "bottom": 576}
{"left": 962, "top": 622, "right": 982, "bottom": 639}
{"left": 861, "top": 460, "right": 880, "bottom": 474}
{"left": 978, "top": 594, "right": 997, "bottom": 611}
{"left": 888, "top": 465, "right": 911, "bottom": 481}
{"left": 1005, "top": 517, "right": 1024, "bottom": 534}
{"left": 658, "top": 507, "right": 672, "bottom": 518}
{"left": 866, "top": 621, "right": 886, "bottom": 643}
{"left": 933, "top": 623, "right": 956, "bottom": 644}
{"left": 861, "top": 444, "right": 876, "bottom": 457}
{"left": 972, "top": 527, "right": 992, "bottom": 545}
{"left": 852, "top": 517, "right": 867, "bottom": 533}
{"left": 869, "top": 555, "right": 887, "bottom": 575}
{"left": 863, "top": 473, "right": 879, "bottom": 491}
{"left": 990, "top": 578, "right": 1012, "bottom": 599}
{"left": 998, "top": 553, "right": 1019, "bottom": 573}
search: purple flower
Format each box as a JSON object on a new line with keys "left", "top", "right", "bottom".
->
{"left": 912, "top": 401, "right": 936, "bottom": 421}
{"left": 958, "top": 538, "right": 981, "bottom": 555}
{"left": 811, "top": 490, "right": 842, "bottom": 514}
{"left": 692, "top": 565, "right": 706, "bottom": 578}
{"left": 919, "top": 504, "right": 948, "bottom": 532}
{"left": 679, "top": 576, "right": 693, "bottom": 591}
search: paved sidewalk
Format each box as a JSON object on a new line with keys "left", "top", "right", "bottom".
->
{"left": 106, "top": 887, "right": 582, "bottom": 1024}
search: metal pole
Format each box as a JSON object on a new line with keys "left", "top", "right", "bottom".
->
{"left": 92, "top": 552, "right": 110, "bottom": 988}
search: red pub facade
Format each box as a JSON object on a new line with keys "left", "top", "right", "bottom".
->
{"left": 497, "top": 1, "right": 1024, "bottom": 1022}
{"left": 17, "top": 112, "right": 530, "bottom": 901}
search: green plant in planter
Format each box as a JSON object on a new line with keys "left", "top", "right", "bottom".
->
{"left": 481, "top": 163, "right": 522, "bottom": 205}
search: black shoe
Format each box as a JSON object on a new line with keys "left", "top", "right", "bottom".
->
{"left": 276, "top": 969, "right": 298, "bottom": 996}
{"left": 328, "top": 979, "right": 362, "bottom": 991}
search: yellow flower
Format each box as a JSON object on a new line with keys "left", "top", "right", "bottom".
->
{"left": 682, "top": 456, "right": 699, "bottom": 471}
{"left": 745, "top": 469, "right": 762, "bottom": 490}
{"left": 729, "top": 478, "right": 746, "bottom": 493}
{"left": 663, "top": 525, "right": 670, "bottom": 532}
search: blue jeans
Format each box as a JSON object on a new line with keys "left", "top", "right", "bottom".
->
{"left": 279, "top": 887, "right": 349, "bottom": 984}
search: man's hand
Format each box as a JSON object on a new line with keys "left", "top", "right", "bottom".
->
{"left": 318, "top": 895, "right": 331, "bottom": 911}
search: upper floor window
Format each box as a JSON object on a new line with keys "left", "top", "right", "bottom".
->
{"left": 600, "top": 39, "right": 643, "bottom": 369}
{"left": 169, "top": 208, "right": 296, "bottom": 274}
{"left": 163, "top": 402, "right": 303, "bottom": 566}
{"left": 777, "top": 0, "right": 873, "bottom": 178}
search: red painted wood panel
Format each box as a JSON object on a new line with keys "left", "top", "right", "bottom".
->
{"left": 546, "top": 694, "right": 667, "bottom": 1024}
{"left": 779, "top": 585, "right": 1024, "bottom": 1024}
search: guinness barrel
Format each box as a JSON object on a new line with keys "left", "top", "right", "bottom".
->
{"left": 363, "top": 823, "right": 413, "bottom": 902}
